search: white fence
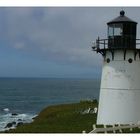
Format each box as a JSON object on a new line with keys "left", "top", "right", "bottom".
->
{"left": 83, "top": 122, "right": 140, "bottom": 133}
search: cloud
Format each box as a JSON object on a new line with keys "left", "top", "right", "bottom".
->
{"left": 0, "top": 7, "right": 139, "bottom": 69}
{"left": 14, "top": 42, "right": 25, "bottom": 49}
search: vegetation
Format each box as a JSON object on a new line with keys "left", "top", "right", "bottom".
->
{"left": 5, "top": 100, "right": 98, "bottom": 133}
{"left": 4, "top": 99, "right": 140, "bottom": 133}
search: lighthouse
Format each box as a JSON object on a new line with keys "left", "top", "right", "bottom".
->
{"left": 93, "top": 10, "right": 140, "bottom": 124}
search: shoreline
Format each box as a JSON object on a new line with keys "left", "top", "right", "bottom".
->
{"left": 0, "top": 112, "right": 37, "bottom": 132}
{"left": 5, "top": 100, "right": 98, "bottom": 133}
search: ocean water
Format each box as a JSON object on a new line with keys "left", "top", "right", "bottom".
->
{"left": 0, "top": 78, "right": 100, "bottom": 131}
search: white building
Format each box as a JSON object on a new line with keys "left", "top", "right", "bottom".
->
{"left": 93, "top": 10, "right": 140, "bottom": 124}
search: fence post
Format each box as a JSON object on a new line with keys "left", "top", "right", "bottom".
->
{"left": 129, "top": 123, "right": 133, "bottom": 131}
{"left": 112, "top": 125, "right": 116, "bottom": 133}
{"left": 82, "top": 130, "right": 86, "bottom": 133}
{"left": 104, "top": 125, "right": 107, "bottom": 133}
{"left": 119, "top": 129, "right": 122, "bottom": 133}
{"left": 137, "top": 121, "right": 140, "bottom": 129}
{"left": 93, "top": 124, "right": 96, "bottom": 130}
{"left": 118, "top": 124, "right": 122, "bottom": 133}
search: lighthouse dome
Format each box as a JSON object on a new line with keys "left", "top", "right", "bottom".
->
{"left": 107, "top": 10, "right": 137, "bottom": 49}
{"left": 107, "top": 10, "right": 137, "bottom": 25}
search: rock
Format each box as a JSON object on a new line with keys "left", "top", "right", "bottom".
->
{"left": 89, "top": 109, "right": 95, "bottom": 114}
{"left": 5, "top": 123, "right": 13, "bottom": 128}
{"left": 11, "top": 113, "right": 18, "bottom": 116}
{"left": 12, "top": 121, "right": 16, "bottom": 125}
{"left": 32, "top": 115, "right": 38, "bottom": 120}
{"left": 18, "top": 119, "right": 22, "bottom": 121}
{"left": 81, "top": 108, "right": 91, "bottom": 114}
{"left": 5, "top": 121, "right": 17, "bottom": 128}
{"left": 94, "top": 107, "right": 98, "bottom": 114}
{"left": 17, "top": 122, "right": 24, "bottom": 126}
{"left": 32, "top": 117, "right": 36, "bottom": 120}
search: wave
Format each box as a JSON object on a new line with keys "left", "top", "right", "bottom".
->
{"left": 0, "top": 111, "right": 36, "bottom": 132}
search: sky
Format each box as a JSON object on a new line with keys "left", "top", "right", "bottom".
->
{"left": 0, "top": 7, "right": 140, "bottom": 78}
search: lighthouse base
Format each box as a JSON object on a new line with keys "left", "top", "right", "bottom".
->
{"left": 97, "top": 89, "right": 140, "bottom": 124}
{"left": 97, "top": 50, "right": 140, "bottom": 125}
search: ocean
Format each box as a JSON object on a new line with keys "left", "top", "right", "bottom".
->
{"left": 0, "top": 78, "right": 100, "bottom": 131}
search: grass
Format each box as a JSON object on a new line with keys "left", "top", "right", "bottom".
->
{"left": 4, "top": 99, "right": 140, "bottom": 133}
{"left": 5, "top": 100, "right": 98, "bottom": 133}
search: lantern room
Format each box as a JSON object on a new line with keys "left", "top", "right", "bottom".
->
{"left": 107, "top": 10, "right": 137, "bottom": 49}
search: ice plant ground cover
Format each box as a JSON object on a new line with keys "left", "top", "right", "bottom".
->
{"left": 6, "top": 100, "right": 98, "bottom": 133}
{"left": 4, "top": 99, "right": 140, "bottom": 133}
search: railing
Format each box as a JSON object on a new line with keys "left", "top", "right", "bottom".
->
{"left": 95, "top": 37, "right": 108, "bottom": 50}
{"left": 92, "top": 37, "right": 140, "bottom": 51}
{"left": 82, "top": 122, "right": 140, "bottom": 133}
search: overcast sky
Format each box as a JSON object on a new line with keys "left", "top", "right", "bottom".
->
{"left": 0, "top": 7, "right": 139, "bottom": 78}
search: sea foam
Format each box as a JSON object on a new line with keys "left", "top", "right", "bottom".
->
{"left": 0, "top": 110, "right": 36, "bottom": 132}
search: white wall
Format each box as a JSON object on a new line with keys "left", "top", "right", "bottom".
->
{"left": 97, "top": 50, "right": 140, "bottom": 124}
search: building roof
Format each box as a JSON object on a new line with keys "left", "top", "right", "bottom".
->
{"left": 107, "top": 10, "right": 137, "bottom": 25}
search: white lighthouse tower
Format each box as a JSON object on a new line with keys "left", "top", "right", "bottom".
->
{"left": 93, "top": 10, "right": 140, "bottom": 124}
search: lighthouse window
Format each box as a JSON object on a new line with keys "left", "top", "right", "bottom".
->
{"left": 108, "top": 26, "right": 114, "bottom": 36}
{"left": 128, "top": 58, "right": 133, "bottom": 63}
{"left": 106, "top": 58, "right": 110, "bottom": 63}
{"left": 114, "top": 24, "right": 123, "bottom": 36}
{"left": 108, "top": 24, "right": 123, "bottom": 37}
